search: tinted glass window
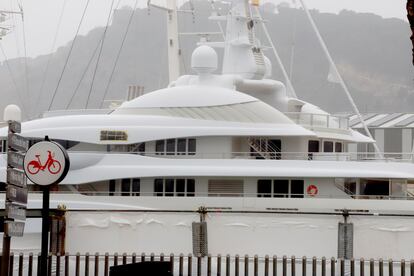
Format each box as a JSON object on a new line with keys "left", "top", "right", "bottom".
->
{"left": 335, "top": 142, "right": 342, "bottom": 153}
{"left": 323, "top": 141, "right": 334, "bottom": 152}
{"left": 109, "top": 180, "right": 116, "bottom": 196}
{"left": 308, "top": 140, "right": 320, "bottom": 153}
{"left": 176, "top": 179, "right": 185, "bottom": 196}
{"left": 166, "top": 139, "right": 175, "bottom": 155}
{"left": 291, "top": 180, "right": 304, "bottom": 198}
{"left": 156, "top": 140, "right": 165, "bottom": 155}
{"left": 188, "top": 139, "right": 196, "bottom": 155}
{"left": 257, "top": 180, "right": 271, "bottom": 198}
{"left": 154, "top": 179, "right": 163, "bottom": 196}
{"left": 273, "top": 180, "right": 289, "bottom": 198}
{"left": 177, "top": 139, "right": 186, "bottom": 155}
{"left": 132, "top": 179, "right": 140, "bottom": 196}
{"left": 165, "top": 179, "right": 174, "bottom": 196}
{"left": 121, "top": 179, "right": 130, "bottom": 196}
{"left": 187, "top": 179, "right": 195, "bottom": 196}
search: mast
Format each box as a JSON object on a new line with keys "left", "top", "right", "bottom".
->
{"left": 148, "top": 0, "right": 181, "bottom": 83}
{"left": 298, "top": 0, "right": 383, "bottom": 158}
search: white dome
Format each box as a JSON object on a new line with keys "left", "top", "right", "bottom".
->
{"left": 116, "top": 86, "right": 258, "bottom": 109}
{"left": 191, "top": 45, "right": 218, "bottom": 74}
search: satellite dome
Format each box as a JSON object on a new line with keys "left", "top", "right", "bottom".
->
{"left": 191, "top": 45, "right": 218, "bottom": 74}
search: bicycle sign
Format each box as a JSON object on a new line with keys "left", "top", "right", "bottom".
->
{"left": 23, "top": 141, "right": 70, "bottom": 186}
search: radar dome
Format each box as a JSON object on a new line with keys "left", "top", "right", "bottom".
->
{"left": 191, "top": 45, "right": 218, "bottom": 74}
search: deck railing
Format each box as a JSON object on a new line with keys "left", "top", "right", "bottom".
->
{"left": 2, "top": 252, "right": 414, "bottom": 276}
{"left": 56, "top": 151, "right": 414, "bottom": 163}
{"left": 284, "top": 112, "right": 350, "bottom": 130}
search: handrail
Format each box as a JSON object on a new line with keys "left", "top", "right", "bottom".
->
{"left": 19, "top": 190, "right": 414, "bottom": 200}
{"left": 284, "top": 112, "right": 349, "bottom": 130}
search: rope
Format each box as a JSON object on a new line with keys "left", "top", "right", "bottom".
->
{"left": 32, "top": 0, "right": 68, "bottom": 118}
{"left": 84, "top": 0, "right": 116, "bottom": 109}
{"left": 298, "top": 0, "right": 383, "bottom": 158}
{"left": 0, "top": 44, "right": 26, "bottom": 113}
{"left": 65, "top": 36, "right": 104, "bottom": 109}
{"left": 99, "top": 0, "right": 139, "bottom": 108}
{"left": 47, "top": 0, "right": 91, "bottom": 111}
{"left": 19, "top": 1, "right": 30, "bottom": 116}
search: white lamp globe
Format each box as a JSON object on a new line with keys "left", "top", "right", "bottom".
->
{"left": 3, "top": 104, "right": 22, "bottom": 122}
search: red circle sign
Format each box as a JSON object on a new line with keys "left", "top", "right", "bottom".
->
{"left": 23, "top": 141, "right": 70, "bottom": 186}
{"left": 307, "top": 185, "right": 318, "bottom": 196}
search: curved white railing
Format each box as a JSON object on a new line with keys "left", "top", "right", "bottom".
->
{"left": 284, "top": 112, "right": 349, "bottom": 130}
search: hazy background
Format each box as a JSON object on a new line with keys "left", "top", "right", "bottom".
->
{"left": 0, "top": 0, "right": 412, "bottom": 119}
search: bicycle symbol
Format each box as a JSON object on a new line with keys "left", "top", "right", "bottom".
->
{"left": 26, "top": 150, "right": 62, "bottom": 175}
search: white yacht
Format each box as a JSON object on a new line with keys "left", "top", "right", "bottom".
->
{"left": 1, "top": 0, "right": 414, "bottom": 260}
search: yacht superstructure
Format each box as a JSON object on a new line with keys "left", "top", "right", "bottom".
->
{"left": 1, "top": 0, "right": 414, "bottom": 259}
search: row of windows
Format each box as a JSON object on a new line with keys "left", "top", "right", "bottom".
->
{"left": 309, "top": 140, "right": 342, "bottom": 153}
{"left": 156, "top": 139, "right": 196, "bottom": 155}
{"left": 154, "top": 178, "right": 195, "bottom": 197}
{"left": 257, "top": 179, "right": 304, "bottom": 198}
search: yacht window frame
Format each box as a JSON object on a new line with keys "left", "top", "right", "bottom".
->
{"left": 153, "top": 178, "right": 195, "bottom": 196}
{"left": 257, "top": 179, "right": 304, "bottom": 198}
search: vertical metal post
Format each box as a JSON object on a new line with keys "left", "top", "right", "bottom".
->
{"left": 104, "top": 253, "right": 109, "bottom": 276}
{"left": 302, "top": 257, "right": 307, "bottom": 276}
{"left": 283, "top": 256, "right": 287, "bottom": 276}
{"left": 330, "top": 258, "right": 335, "bottom": 276}
{"left": 321, "top": 257, "right": 326, "bottom": 276}
{"left": 94, "top": 253, "right": 99, "bottom": 276}
{"left": 273, "top": 256, "right": 277, "bottom": 276}
{"left": 350, "top": 259, "right": 355, "bottom": 276}
{"left": 56, "top": 253, "right": 61, "bottom": 276}
{"left": 9, "top": 252, "right": 13, "bottom": 276}
{"left": 28, "top": 253, "right": 33, "bottom": 276}
{"left": 312, "top": 257, "right": 316, "bottom": 276}
{"left": 18, "top": 253, "right": 23, "bottom": 276}
{"left": 170, "top": 254, "right": 174, "bottom": 274}
{"left": 389, "top": 259, "right": 393, "bottom": 276}
{"left": 235, "top": 255, "right": 239, "bottom": 276}
{"left": 379, "top": 259, "right": 384, "bottom": 276}
{"left": 188, "top": 254, "right": 192, "bottom": 276}
{"left": 226, "top": 255, "right": 231, "bottom": 276}
{"left": 39, "top": 186, "right": 50, "bottom": 276}
{"left": 217, "top": 254, "right": 221, "bottom": 276}
{"left": 141, "top": 253, "right": 145, "bottom": 263}
{"left": 1, "top": 226, "right": 11, "bottom": 276}
{"left": 85, "top": 252, "right": 90, "bottom": 276}
{"left": 178, "top": 254, "right": 183, "bottom": 276}
{"left": 402, "top": 260, "right": 406, "bottom": 276}
{"left": 132, "top": 253, "right": 136, "bottom": 264}
{"left": 264, "top": 255, "right": 269, "bottom": 276}
{"left": 360, "top": 258, "right": 365, "bottom": 276}
{"left": 292, "top": 256, "right": 296, "bottom": 276}
{"left": 197, "top": 254, "right": 202, "bottom": 276}
{"left": 65, "top": 253, "right": 69, "bottom": 276}
{"left": 244, "top": 255, "right": 249, "bottom": 276}
{"left": 370, "top": 259, "right": 374, "bottom": 276}
{"left": 254, "top": 255, "right": 258, "bottom": 276}
{"left": 122, "top": 253, "right": 127, "bottom": 265}
{"left": 207, "top": 254, "right": 211, "bottom": 276}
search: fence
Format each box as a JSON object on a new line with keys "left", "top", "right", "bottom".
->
{"left": 2, "top": 253, "right": 414, "bottom": 276}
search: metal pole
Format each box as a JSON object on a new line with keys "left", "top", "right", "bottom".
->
{"left": 1, "top": 235, "right": 10, "bottom": 276}
{"left": 39, "top": 186, "right": 50, "bottom": 276}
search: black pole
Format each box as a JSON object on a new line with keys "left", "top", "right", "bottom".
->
{"left": 40, "top": 186, "right": 50, "bottom": 276}
{"left": 1, "top": 235, "right": 10, "bottom": 276}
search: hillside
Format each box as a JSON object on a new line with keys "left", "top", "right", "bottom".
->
{"left": 0, "top": 1, "right": 413, "bottom": 119}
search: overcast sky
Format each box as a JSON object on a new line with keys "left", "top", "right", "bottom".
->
{"left": 0, "top": 0, "right": 408, "bottom": 61}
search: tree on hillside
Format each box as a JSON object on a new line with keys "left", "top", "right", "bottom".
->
{"left": 407, "top": 0, "right": 414, "bottom": 64}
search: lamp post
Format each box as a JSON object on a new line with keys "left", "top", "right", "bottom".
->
{"left": 1, "top": 105, "right": 22, "bottom": 276}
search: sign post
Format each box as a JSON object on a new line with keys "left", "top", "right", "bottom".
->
{"left": 23, "top": 137, "right": 70, "bottom": 276}
{"left": 1, "top": 105, "right": 28, "bottom": 276}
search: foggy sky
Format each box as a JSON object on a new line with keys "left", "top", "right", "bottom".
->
{"left": 0, "top": 0, "right": 408, "bottom": 61}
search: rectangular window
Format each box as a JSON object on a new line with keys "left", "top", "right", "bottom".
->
{"left": 335, "top": 142, "right": 343, "bottom": 153}
{"left": 154, "top": 179, "right": 164, "bottom": 196}
{"left": 273, "top": 180, "right": 289, "bottom": 198}
{"left": 165, "top": 179, "right": 175, "bottom": 196}
{"left": 156, "top": 140, "right": 165, "bottom": 155}
{"left": 176, "top": 179, "right": 185, "bottom": 196}
{"left": 308, "top": 140, "right": 320, "bottom": 153}
{"left": 188, "top": 139, "right": 196, "bottom": 155}
{"left": 100, "top": 130, "right": 128, "bottom": 141}
{"left": 166, "top": 139, "right": 176, "bottom": 155}
{"left": 109, "top": 180, "right": 116, "bottom": 196}
{"left": 132, "top": 179, "right": 140, "bottom": 196}
{"left": 323, "top": 141, "right": 334, "bottom": 152}
{"left": 257, "top": 180, "right": 272, "bottom": 198}
{"left": 291, "top": 180, "right": 304, "bottom": 198}
{"left": 177, "top": 139, "right": 187, "bottom": 155}
{"left": 187, "top": 179, "right": 195, "bottom": 197}
{"left": 121, "top": 179, "right": 130, "bottom": 196}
